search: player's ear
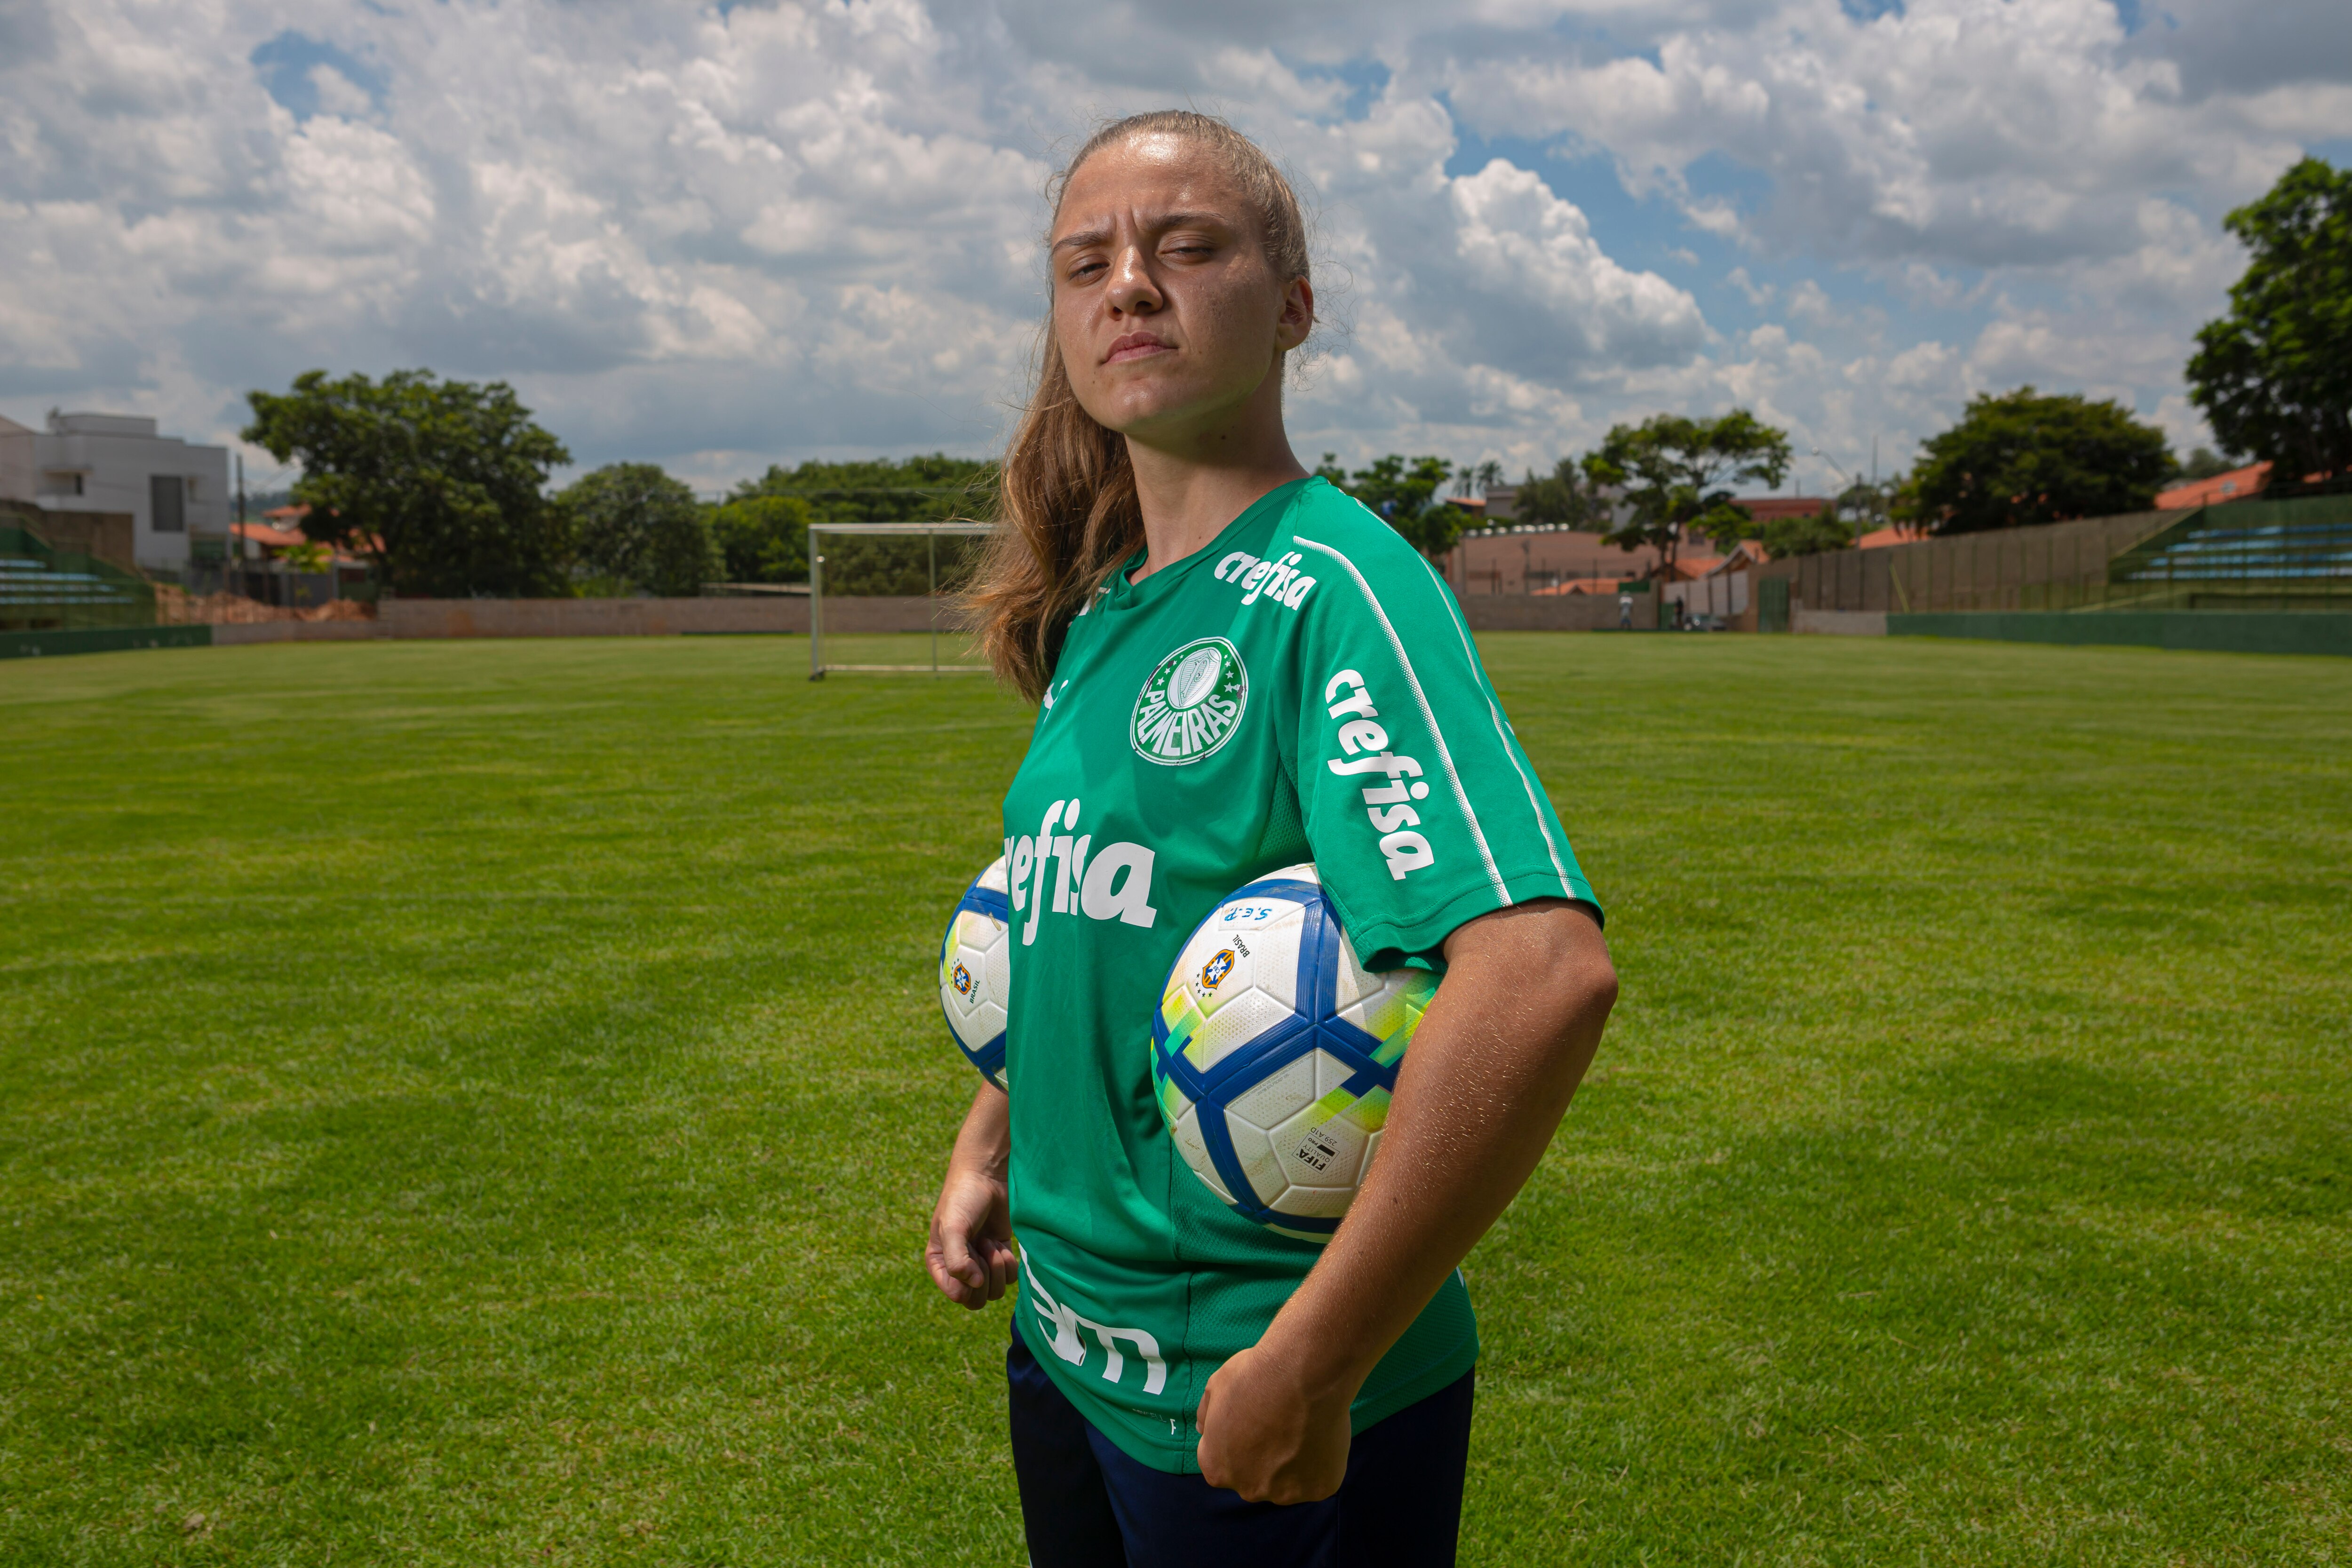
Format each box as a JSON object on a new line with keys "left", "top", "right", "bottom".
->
{"left": 1276, "top": 277, "right": 1313, "bottom": 352}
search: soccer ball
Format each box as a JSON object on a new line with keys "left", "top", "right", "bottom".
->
{"left": 939, "top": 857, "right": 1012, "bottom": 1089}
{"left": 1152, "top": 864, "right": 1438, "bottom": 1242}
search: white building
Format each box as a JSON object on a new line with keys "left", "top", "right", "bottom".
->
{"left": 0, "top": 411, "right": 232, "bottom": 573}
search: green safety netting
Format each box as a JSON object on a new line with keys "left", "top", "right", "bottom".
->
{"left": 2098, "top": 496, "right": 2352, "bottom": 612}
{"left": 0, "top": 523, "right": 157, "bottom": 631}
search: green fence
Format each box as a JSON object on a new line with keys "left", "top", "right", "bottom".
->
{"left": 0, "top": 524, "right": 157, "bottom": 632}
{"left": 0, "top": 624, "right": 212, "bottom": 660}
{"left": 1889, "top": 611, "right": 2352, "bottom": 657}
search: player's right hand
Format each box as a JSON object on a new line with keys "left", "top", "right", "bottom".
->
{"left": 926, "top": 1169, "right": 1016, "bottom": 1309}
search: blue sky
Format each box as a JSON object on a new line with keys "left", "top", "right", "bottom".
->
{"left": 1, "top": 0, "right": 2346, "bottom": 495}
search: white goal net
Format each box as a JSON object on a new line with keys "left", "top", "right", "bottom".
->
{"left": 808, "top": 520, "right": 995, "bottom": 679}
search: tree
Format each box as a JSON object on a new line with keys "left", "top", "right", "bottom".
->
{"left": 709, "top": 493, "right": 812, "bottom": 583}
{"left": 1512, "top": 457, "right": 1598, "bottom": 530}
{"left": 1580, "top": 411, "right": 1791, "bottom": 579}
{"left": 242, "top": 369, "right": 572, "bottom": 597}
{"left": 1906, "top": 387, "right": 2169, "bottom": 534}
{"left": 2185, "top": 157, "right": 2352, "bottom": 482}
{"left": 1452, "top": 459, "right": 1504, "bottom": 499}
{"left": 725, "top": 454, "right": 993, "bottom": 595}
{"left": 557, "top": 463, "right": 720, "bottom": 597}
{"left": 279, "top": 540, "right": 333, "bottom": 574}
{"left": 1756, "top": 504, "right": 1856, "bottom": 558}
{"left": 730, "top": 454, "right": 997, "bottom": 522}
{"left": 2177, "top": 446, "right": 2235, "bottom": 481}
{"left": 1325, "top": 453, "right": 1462, "bottom": 560}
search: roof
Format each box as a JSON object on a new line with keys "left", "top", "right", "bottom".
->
{"left": 1856, "top": 524, "right": 1928, "bottom": 549}
{"left": 50, "top": 412, "right": 159, "bottom": 438}
{"left": 235, "top": 520, "right": 309, "bottom": 549}
{"left": 2156, "top": 462, "right": 2271, "bottom": 510}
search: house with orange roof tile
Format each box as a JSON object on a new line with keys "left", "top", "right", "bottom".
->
{"left": 2156, "top": 462, "right": 2270, "bottom": 510}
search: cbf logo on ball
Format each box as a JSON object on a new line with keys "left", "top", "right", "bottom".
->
{"left": 1130, "top": 637, "right": 1248, "bottom": 765}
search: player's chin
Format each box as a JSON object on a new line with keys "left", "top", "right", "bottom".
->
{"left": 1087, "top": 381, "right": 1214, "bottom": 438}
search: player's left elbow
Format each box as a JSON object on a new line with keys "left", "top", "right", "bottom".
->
{"left": 1545, "top": 908, "right": 1616, "bottom": 1006}
{"left": 1539, "top": 919, "right": 1617, "bottom": 1060}
{"left": 1547, "top": 955, "right": 1615, "bottom": 1050}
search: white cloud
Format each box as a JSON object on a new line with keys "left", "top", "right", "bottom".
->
{"left": 1, "top": 0, "right": 2341, "bottom": 484}
{"left": 1445, "top": 159, "right": 1707, "bottom": 366}
{"left": 307, "top": 62, "right": 375, "bottom": 120}
{"left": 1785, "top": 279, "right": 1834, "bottom": 326}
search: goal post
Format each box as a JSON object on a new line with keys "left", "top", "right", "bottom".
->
{"left": 808, "top": 520, "right": 996, "bottom": 679}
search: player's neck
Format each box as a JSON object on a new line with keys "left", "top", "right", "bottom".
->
{"left": 1124, "top": 386, "right": 1306, "bottom": 585}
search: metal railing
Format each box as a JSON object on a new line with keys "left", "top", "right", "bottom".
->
{"left": 0, "top": 525, "right": 156, "bottom": 631}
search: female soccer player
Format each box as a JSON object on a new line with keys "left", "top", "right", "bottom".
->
{"left": 925, "top": 111, "right": 1618, "bottom": 1567}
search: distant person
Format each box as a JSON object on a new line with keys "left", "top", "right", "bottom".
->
{"left": 924, "top": 110, "right": 1617, "bottom": 1567}
{"left": 1617, "top": 590, "right": 1634, "bottom": 629}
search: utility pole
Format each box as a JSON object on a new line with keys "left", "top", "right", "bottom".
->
{"left": 234, "top": 453, "right": 246, "bottom": 602}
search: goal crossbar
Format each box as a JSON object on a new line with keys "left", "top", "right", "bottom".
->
{"left": 809, "top": 521, "right": 996, "bottom": 679}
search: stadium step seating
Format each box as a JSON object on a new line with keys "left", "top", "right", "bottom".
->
{"left": 0, "top": 524, "right": 156, "bottom": 630}
{"left": 2104, "top": 496, "right": 2352, "bottom": 610}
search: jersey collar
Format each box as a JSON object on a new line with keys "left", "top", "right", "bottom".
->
{"left": 1100, "top": 476, "right": 1316, "bottom": 615}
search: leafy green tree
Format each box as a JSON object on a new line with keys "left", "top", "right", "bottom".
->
{"left": 2176, "top": 446, "right": 2236, "bottom": 481}
{"left": 557, "top": 463, "right": 719, "bottom": 597}
{"left": 710, "top": 494, "right": 812, "bottom": 583}
{"left": 1326, "top": 454, "right": 1462, "bottom": 560}
{"left": 1452, "top": 458, "right": 1504, "bottom": 499}
{"left": 279, "top": 540, "right": 334, "bottom": 574}
{"left": 1828, "top": 474, "right": 1907, "bottom": 535}
{"left": 723, "top": 454, "right": 993, "bottom": 595}
{"left": 243, "top": 369, "right": 572, "bottom": 597}
{"left": 1512, "top": 457, "right": 1598, "bottom": 529}
{"left": 730, "top": 454, "right": 997, "bottom": 522}
{"left": 1906, "top": 387, "right": 2169, "bottom": 534}
{"left": 1757, "top": 504, "right": 1856, "bottom": 558}
{"left": 1581, "top": 411, "right": 1792, "bottom": 578}
{"left": 2185, "top": 158, "right": 2352, "bottom": 483}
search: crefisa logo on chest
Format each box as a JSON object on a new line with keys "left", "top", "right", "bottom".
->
{"left": 1129, "top": 637, "right": 1248, "bottom": 766}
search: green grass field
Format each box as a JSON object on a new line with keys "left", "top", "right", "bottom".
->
{"left": 2, "top": 633, "right": 2347, "bottom": 1566}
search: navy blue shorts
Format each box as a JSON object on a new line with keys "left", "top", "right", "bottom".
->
{"left": 1009, "top": 1316, "right": 1474, "bottom": 1568}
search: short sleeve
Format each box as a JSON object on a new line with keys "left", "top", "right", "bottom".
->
{"left": 1284, "top": 507, "right": 1601, "bottom": 969}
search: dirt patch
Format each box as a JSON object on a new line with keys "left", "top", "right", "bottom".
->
{"left": 156, "top": 588, "right": 374, "bottom": 626}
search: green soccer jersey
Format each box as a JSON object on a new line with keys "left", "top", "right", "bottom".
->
{"left": 1000, "top": 475, "right": 1599, "bottom": 1473}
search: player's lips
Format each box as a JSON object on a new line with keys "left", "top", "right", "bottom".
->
{"left": 1104, "top": 333, "right": 1174, "bottom": 365}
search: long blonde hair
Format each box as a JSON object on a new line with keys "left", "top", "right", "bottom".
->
{"left": 969, "top": 111, "right": 1312, "bottom": 701}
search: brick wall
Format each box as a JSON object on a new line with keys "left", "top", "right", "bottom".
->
{"left": 379, "top": 596, "right": 962, "bottom": 638}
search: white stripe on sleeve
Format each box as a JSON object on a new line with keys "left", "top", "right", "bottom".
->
{"left": 1419, "top": 555, "right": 1578, "bottom": 899}
{"left": 1293, "top": 533, "right": 1508, "bottom": 902}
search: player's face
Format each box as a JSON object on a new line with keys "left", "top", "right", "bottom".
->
{"left": 1049, "top": 135, "right": 1312, "bottom": 444}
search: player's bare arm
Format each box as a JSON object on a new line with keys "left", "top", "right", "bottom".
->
{"left": 926, "top": 1083, "right": 1015, "bottom": 1309}
{"left": 1194, "top": 900, "right": 1616, "bottom": 1502}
